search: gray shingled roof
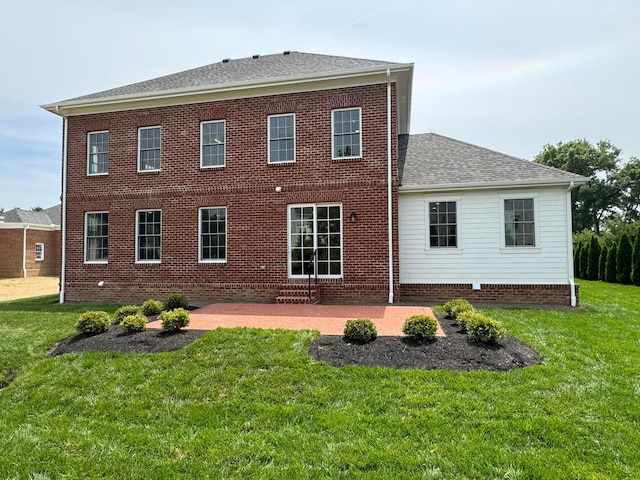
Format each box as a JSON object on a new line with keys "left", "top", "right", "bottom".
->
{"left": 398, "top": 133, "right": 588, "bottom": 189}
{"left": 1, "top": 205, "right": 61, "bottom": 225}
{"left": 64, "top": 52, "right": 400, "bottom": 102}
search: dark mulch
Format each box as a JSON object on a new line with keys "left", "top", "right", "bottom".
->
{"left": 308, "top": 315, "right": 543, "bottom": 371}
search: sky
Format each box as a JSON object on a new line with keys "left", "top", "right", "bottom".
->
{"left": 1, "top": 0, "right": 639, "bottom": 210}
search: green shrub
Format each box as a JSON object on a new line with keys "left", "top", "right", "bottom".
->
{"left": 120, "top": 313, "right": 148, "bottom": 333}
{"left": 159, "top": 308, "right": 190, "bottom": 331}
{"left": 163, "top": 294, "right": 189, "bottom": 311}
{"left": 466, "top": 314, "right": 506, "bottom": 343}
{"left": 573, "top": 242, "right": 582, "bottom": 278}
{"left": 579, "top": 241, "right": 589, "bottom": 280}
{"left": 598, "top": 244, "right": 608, "bottom": 281}
{"left": 587, "top": 236, "right": 600, "bottom": 280}
{"left": 343, "top": 318, "right": 377, "bottom": 343}
{"left": 115, "top": 305, "right": 142, "bottom": 323}
{"left": 443, "top": 299, "right": 474, "bottom": 319}
{"left": 402, "top": 314, "right": 438, "bottom": 342}
{"left": 631, "top": 233, "right": 640, "bottom": 286}
{"left": 605, "top": 243, "right": 618, "bottom": 283}
{"left": 616, "top": 233, "right": 633, "bottom": 284}
{"left": 75, "top": 311, "right": 110, "bottom": 335}
{"left": 141, "top": 299, "right": 163, "bottom": 316}
{"left": 454, "top": 310, "right": 485, "bottom": 332}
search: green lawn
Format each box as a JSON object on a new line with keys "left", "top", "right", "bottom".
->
{"left": 0, "top": 282, "right": 638, "bottom": 479}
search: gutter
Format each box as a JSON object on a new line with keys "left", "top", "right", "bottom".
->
{"left": 399, "top": 178, "right": 588, "bottom": 193}
{"left": 566, "top": 181, "right": 578, "bottom": 307}
{"left": 57, "top": 106, "right": 68, "bottom": 304}
{"left": 387, "top": 68, "right": 394, "bottom": 304}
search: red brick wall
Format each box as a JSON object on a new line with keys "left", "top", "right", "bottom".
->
{"left": 0, "top": 229, "right": 61, "bottom": 278}
{"left": 63, "top": 84, "right": 400, "bottom": 303}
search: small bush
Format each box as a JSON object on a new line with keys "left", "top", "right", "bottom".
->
{"left": 455, "top": 310, "right": 485, "bottom": 332}
{"left": 343, "top": 318, "right": 377, "bottom": 343}
{"left": 159, "top": 308, "right": 190, "bottom": 331}
{"left": 402, "top": 314, "right": 438, "bottom": 342}
{"left": 164, "top": 294, "right": 189, "bottom": 311}
{"left": 141, "top": 299, "right": 163, "bottom": 316}
{"left": 75, "top": 311, "right": 110, "bottom": 335}
{"left": 120, "top": 313, "right": 148, "bottom": 333}
{"left": 466, "top": 314, "right": 506, "bottom": 343}
{"left": 443, "top": 299, "right": 474, "bottom": 319}
{"left": 115, "top": 305, "right": 142, "bottom": 324}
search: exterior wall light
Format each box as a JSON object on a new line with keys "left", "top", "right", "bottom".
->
{"left": 350, "top": 211, "right": 357, "bottom": 223}
{"left": 275, "top": 186, "right": 282, "bottom": 193}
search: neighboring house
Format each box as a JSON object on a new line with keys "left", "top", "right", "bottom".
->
{"left": 42, "top": 52, "right": 587, "bottom": 306}
{"left": 0, "top": 206, "right": 61, "bottom": 278}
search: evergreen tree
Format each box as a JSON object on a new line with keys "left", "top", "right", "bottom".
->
{"left": 605, "top": 243, "right": 617, "bottom": 283}
{"left": 616, "top": 233, "right": 633, "bottom": 284}
{"left": 573, "top": 243, "right": 582, "bottom": 278}
{"left": 586, "top": 236, "right": 600, "bottom": 280}
{"left": 631, "top": 233, "right": 640, "bottom": 286}
{"left": 580, "top": 242, "right": 589, "bottom": 280}
{"left": 598, "top": 244, "right": 608, "bottom": 281}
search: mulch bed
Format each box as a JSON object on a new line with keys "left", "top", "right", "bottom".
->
{"left": 48, "top": 315, "right": 543, "bottom": 371}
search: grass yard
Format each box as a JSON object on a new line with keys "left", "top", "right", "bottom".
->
{"left": 0, "top": 282, "right": 639, "bottom": 479}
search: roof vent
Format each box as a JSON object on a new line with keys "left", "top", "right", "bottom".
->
{"left": 222, "top": 58, "right": 230, "bottom": 63}
{"left": 283, "top": 50, "right": 291, "bottom": 55}
{"left": 252, "top": 54, "right": 260, "bottom": 59}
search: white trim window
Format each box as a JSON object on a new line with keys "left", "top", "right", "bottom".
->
{"left": 268, "top": 114, "right": 295, "bottom": 163}
{"left": 136, "top": 210, "right": 161, "bottom": 263}
{"left": 428, "top": 200, "right": 458, "bottom": 248}
{"left": 201, "top": 121, "right": 225, "bottom": 168}
{"left": 199, "top": 207, "right": 227, "bottom": 262}
{"left": 85, "top": 212, "right": 109, "bottom": 263}
{"left": 502, "top": 197, "right": 537, "bottom": 247}
{"left": 138, "top": 126, "right": 161, "bottom": 172}
{"left": 35, "top": 243, "right": 44, "bottom": 262}
{"left": 332, "top": 108, "right": 362, "bottom": 159}
{"left": 87, "top": 131, "right": 109, "bottom": 175}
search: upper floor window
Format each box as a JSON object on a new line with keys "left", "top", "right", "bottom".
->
{"left": 428, "top": 201, "right": 457, "bottom": 248}
{"left": 201, "top": 121, "right": 226, "bottom": 168}
{"left": 504, "top": 198, "right": 536, "bottom": 247}
{"left": 199, "top": 207, "right": 227, "bottom": 262}
{"left": 85, "top": 212, "right": 109, "bottom": 263}
{"left": 136, "top": 210, "right": 161, "bottom": 262}
{"left": 138, "top": 126, "right": 161, "bottom": 172}
{"left": 332, "top": 108, "right": 361, "bottom": 159}
{"left": 35, "top": 243, "right": 44, "bottom": 261}
{"left": 268, "top": 114, "right": 295, "bottom": 163}
{"left": 87, "top": 131, "right": 109, "bottom": 175}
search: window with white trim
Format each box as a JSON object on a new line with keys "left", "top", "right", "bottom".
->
{"left": 136, "top": 210, "right": 161, "bottom": 262}
{"left": 504, "top": 198, "right": 536, "bottom": 247}
{"left": 428, "top": 201, "right": 458, "bottom": 247}
{"left": 199, "top": 207, "right": 227, "bottom": 262}
{"left": 332, "top": 108, "right": 361, "bottom": 159}
{"left": 138, "top": 126, "right": 161, "bottom": 171}
{"left": 87, "top": 131, "right": 109, "bottom": 175}
{"left": 85, "top": 212, "right": 109, "bottom": 263}
{"left": 201, "top": 121, "right": 225, "bottom": 168}
{"left": 35, "top": 243, "right": 44, "bottom": 261}
{"left": 268, "top": 114, "right": 295, "bottom": 163}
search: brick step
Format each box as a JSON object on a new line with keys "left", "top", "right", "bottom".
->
{"left": 274, "top": 295, "right": 319, "bottom": 305}
{"left": 275, "top": 284, "right": 320, "bottom": 304}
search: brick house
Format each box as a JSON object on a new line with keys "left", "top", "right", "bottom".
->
{"left": 42, "top": 52, "right": 587, "bottom": 306}
{"left": 0, "top": 206, "right": 61, "bottom": 278}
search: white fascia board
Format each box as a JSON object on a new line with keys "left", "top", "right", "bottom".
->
{"left": 0, "top": 223, "right": 60, "bottom": 231}
{"left": 398, "top": 177, "right": 589, "bottom": 193}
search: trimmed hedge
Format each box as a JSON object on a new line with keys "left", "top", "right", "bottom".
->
{"left": 159, "top": 308, "right": 190, "bottom": 331}
{"left": 466, "top": 314, "right": 506, "bottom": 343}
{"left": 343, "top": 318, "right": 377, "bottom": 344}
{"left": 443, "top": 299, "right": 474, "bottom": 319}
{"left": 141, "top": 299, "right": 163, "bottom": 316}
{"left": 75, "top": 311, "right": 110, "bottom": 335}
{"left": 402, "top": 314, "right": 438, "bottom": 342}
{"left": 115, "top": 305, "right": 142, "bottom": 324}
{"left": 120, "top": 313, "right": 148, "bottom": 333}
{"left": 164, "top": 294, "right": 189, "bottom": 311}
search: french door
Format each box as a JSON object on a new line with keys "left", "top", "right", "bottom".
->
{"left": 288, "top": 204, "right": 342, "bottom": 278}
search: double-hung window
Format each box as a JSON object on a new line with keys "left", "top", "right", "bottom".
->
{"left": 201, "top": 121, "right": 225, "bottom": 168}
{"left": 503, "top": 198, "right": 536, "bottom": 247}
{"left": 138, "top": 126, "right": 161, "bottom": 171}
{"left": 428, "top": 201, "right": 458, "bottom": 248}
{"left": 87, "top": 131, "right": 109, "bottom": 175}
{"left": 268, "top": 114, "right": 295, "bottom": 163}
{"left": 136, "top": 210, "right": 161, "bottom": 262}
{"left": 199, "top": 207, "right": 227, "bottom": 262}
{"left": 35, "top": 243, "right": 44, "bottom": 261}
{"left": 332, "top": 108, "right": 361, "bottom": 159}
{"left": 85, "top": 212, "right": 109, "bottom": 263}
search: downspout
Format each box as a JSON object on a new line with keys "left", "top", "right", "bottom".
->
{"left": 22, "top": 225, "right": 28, "bottom": 278}
{"left": 57, "top": 106, "right": 68, "bottom": 304}
{"left": 566, "top": 181, "right": 577, "bottom": 307}
{"left": 387, "top": 69, "right": 394, "bottom": 304}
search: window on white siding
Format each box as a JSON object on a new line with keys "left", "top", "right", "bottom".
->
{"left": 138, "top": 126, "right": 161, "bottom": 171}
{"left": 85, "top": 212, "right": 109, "bottom": 263}
{"left": 428, "top": 201, "right": 457, "bottom": 247}
{"left": 199, "top": 207, "right": 227, "bottom": 262}
{"left": 136, "top": 210, "right": 161, "bottom": 262}
{"left": 332, "top": 108, "right": 361, "bottom": 159}
{"left": 268, "top": 114, "right": 295, "bottom": 163}
{"left": 201, "top": 121, "right": 225, "bottom": 168}
{"left": 35, "top": 243, "right": 44, "bottom": 261}
{"left": 87, "top": 131, "right": 109, "bottom": 175}
{"left": 504, "top": 198, "right": 536, "bottom": 247}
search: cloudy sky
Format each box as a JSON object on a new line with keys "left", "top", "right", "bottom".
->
{"left": 1, "top": 0, "right": 638, "bottom": 210}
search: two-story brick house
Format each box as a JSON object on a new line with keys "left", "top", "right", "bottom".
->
{"left": 43, "top": 52, "right": 587, "bottom": 306}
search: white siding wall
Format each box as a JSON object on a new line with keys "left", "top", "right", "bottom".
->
{"left": 398, "top": 187, "right": 571, "bottom": 284}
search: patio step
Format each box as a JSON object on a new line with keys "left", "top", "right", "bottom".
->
{"left": 275, "top": 284, "right": 320, "bottom": 304}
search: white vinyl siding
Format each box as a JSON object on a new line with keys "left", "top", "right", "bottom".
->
{"left": 399, "top": 188, "right": 571, "bottom": 284}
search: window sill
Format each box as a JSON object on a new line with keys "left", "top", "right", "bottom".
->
{"left": 199, "top": 260, "right": 227, "bottom": 264}
{"left": 135, "top": 261, "right": 162, "bottom": 265}
{"left": 87, "top": 173, "right": 109, "bottom": 177}
{"left": 137, "top": 169, "right": 161, "bottom": 174}
{"left": 200, "top": 165, "right": 226, "bottom": 170}
{"left": 332, "top": 156, "right": 362, "bottom": 163}
{"left": 84, "top": 261, "right": 108, "bottom": 265}
{"left": 268, "top": 160, "right": 296, "bottom": 166}
{"left": 425, "top": 248, "right": 463, "bottom": 255}
{"left": 499, "top": 247, "right": 541, "bottom": 254}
